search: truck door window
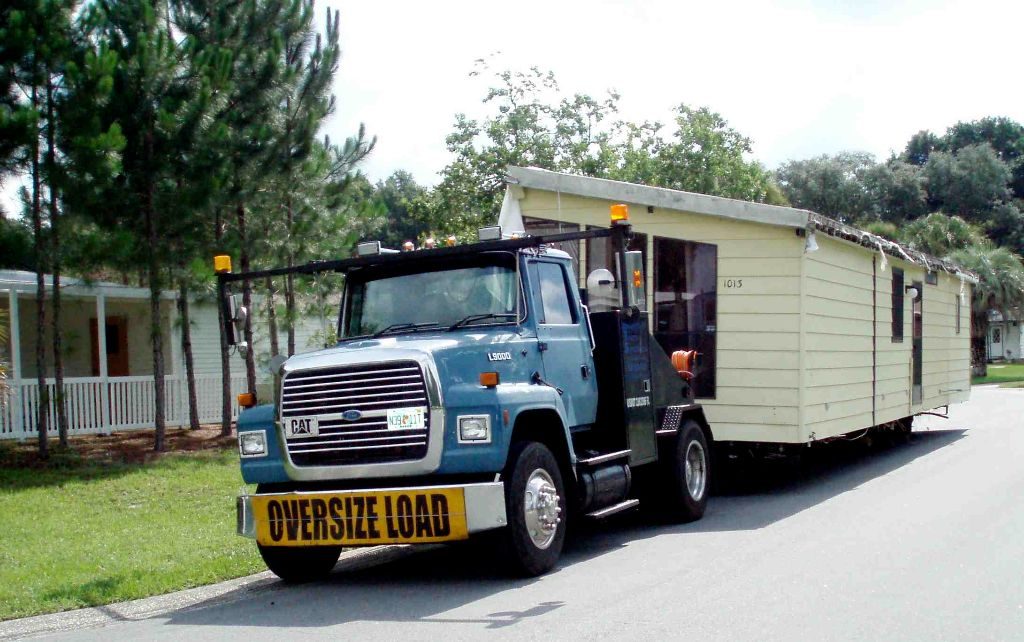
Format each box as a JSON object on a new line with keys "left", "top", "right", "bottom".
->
{"left": 535, "top": 262, "right": 577, "bottom": 325}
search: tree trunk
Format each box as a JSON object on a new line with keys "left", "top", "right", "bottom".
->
{"left": 145, "top": 131, "right": 166, "bottom": 452}
{"left": 285, "top": 193, "right": 295, "bottom": 356}
{"left": 30, "top": 85, "right": 49, "bottom": 460}
{"left": 179, "top": 281, "right": 200, "bottom": 430}
{"left": 215, "top": 209, "right": 232, "bottom": 436}
{"left": 971, "top": 313, "right": 988, "bottom": 378}
{"left": 237, "top": 202, "right": 257, "bottom": 394}
{"left": 266, "top": 277, "right": 280, "bottom": 357}
{"left": 46, "top": 76, "right": 68, "bottom": 447}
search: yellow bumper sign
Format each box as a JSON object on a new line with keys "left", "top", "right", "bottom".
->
{"left": 252, "top": 488, "right": 469, "bottom": 547}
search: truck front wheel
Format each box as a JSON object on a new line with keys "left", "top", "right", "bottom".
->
{"left": 501, "top": 441, "right": 567, "bottom": 576}
{"left": 257, "top": 544, "right": 342, "bottom": 583}
{"left": 660, "top": 419, "right": 710, "bottom": 522}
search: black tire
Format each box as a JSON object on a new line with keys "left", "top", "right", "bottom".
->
{"left": 660, "top": 420, "right": 711, "bottom": 523}
{"left": 252, "top": 483, "right": 341, "bottom": 583}
{"left": 257, "top": 543, "right": 342, "bottom": 583}
{"left": 500, "top": 441, "right": 568, "bottom": 577}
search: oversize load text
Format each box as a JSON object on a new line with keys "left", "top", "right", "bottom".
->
{"left": 257, "top": 491, "right": 467, "bottom": 545}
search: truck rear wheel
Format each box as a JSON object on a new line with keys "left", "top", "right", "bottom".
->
{"left": 660, "top": 419, "right": 710, "bottom": 522}
{"left": 257, "top": 543, "right": 342, "bottom": 583}
{"left": 501, "top": 441, "right": 567, "bottom": 577}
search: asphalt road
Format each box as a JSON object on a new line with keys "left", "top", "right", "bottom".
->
{"left": 11, "top": 386, "right": 1024, "bottom": 641}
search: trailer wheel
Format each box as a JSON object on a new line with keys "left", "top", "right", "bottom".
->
{"left": 257, "top": 543, "right": 342, "bottom": 583}
{"left": 501, "top": 441, "right": 567, "bottom": 577}
{"left": 661, "top": 420, "right": 710, "bottom": 522}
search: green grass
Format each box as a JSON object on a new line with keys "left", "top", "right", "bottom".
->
{"left": 972, "top": 363, "right": 1024, "bottom": 385}
{"left": 0, "top": 448, "right": 260, "bottom": 621}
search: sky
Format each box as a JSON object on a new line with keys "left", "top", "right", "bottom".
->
{"left": 322, "top": 0, "right": 1024, "bottom": 186}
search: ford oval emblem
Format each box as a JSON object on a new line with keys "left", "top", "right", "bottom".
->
{"left": 341, "top": 409, "right": 363, "bottom": 422}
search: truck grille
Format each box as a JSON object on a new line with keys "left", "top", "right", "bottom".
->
{"left": 280, "top": 361, "right": 430, "bottom": 466}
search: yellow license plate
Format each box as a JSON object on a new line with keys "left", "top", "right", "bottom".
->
{"left": 252, "top": 488, "right": 469, "bottom": 547}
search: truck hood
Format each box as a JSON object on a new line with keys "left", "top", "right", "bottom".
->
{"left": 282, "top": 330, "right": 526, "bottom": 372}
{"left": 280, "top": 329, "right": 538, "bottom": 390}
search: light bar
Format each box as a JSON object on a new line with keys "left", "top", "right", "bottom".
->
{"left": 356, "top": 241, "right": 382, "bottom": 256}
{"left": 214, "top": 255, "right": 232, "bottom": 273}
{"left": 611, "top": 203, "right": 629, "bottom": 225}
{"left": 478, "top": 226, "right": 502, "bottom": 241}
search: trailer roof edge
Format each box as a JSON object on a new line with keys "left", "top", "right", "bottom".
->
{"left": 505, "top": 166, "right": 979, "bottom": 284}
{"left": 506, "top": 166, "right": 810, "bottom": 229}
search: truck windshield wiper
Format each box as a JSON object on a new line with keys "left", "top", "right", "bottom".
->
{"left": 447, "top": 313, "right": 516, "bottom": 331}
{"left": 372, "top": 322, "right": 441, "bottom": 337}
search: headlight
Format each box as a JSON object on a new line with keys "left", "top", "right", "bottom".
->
{"left": 458, "top": 415, "right": 491, "bottom": 443}
{"left": 239, "top": 431, "right": 267, "bottom": 457}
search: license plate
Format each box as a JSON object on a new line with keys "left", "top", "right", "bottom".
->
{"left": 285, "top": 416, "right": 319, "bottom": 438}
{"left": 252, "top": 488, "right": 468, "bottom": 547}
{"left": 387, "top": 407, "right": 425, "bottom": 430}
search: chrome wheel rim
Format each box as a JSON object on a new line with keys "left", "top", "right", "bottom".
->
{"left": 684, "top": 440, "right": 707, "bottom": 501}
{"left": 524, "top": 468, "right": 561, "bottom": 549}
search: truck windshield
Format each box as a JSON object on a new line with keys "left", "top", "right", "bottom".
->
{"left": 343, "top": 256, "right": 520, "bottom": 338}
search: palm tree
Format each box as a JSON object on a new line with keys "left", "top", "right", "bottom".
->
{"left": 949, "top": 245, "right": 1024, "bottom": 376}
{"left": 903, "top": 213, "right": 988, "bottom": 258}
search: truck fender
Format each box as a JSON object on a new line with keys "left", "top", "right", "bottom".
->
{"left": 499, "top": 386, "right": 576, "bottom": 482}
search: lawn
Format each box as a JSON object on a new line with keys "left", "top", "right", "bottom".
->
{"left": 972, "top": 363, "right": 1024, "bottom": 386}
{"left": 0, "top": 439, "right": 261, "bottom": 621}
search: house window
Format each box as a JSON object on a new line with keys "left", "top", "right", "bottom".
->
{"left": 993, "top": 327, "right": 1002, "bottom": 344}
{"left": 892, "top": 268, "right": 904, "bottom": 343}
{"left": 925, "top": 271, "right": 938, "bottom": 285}
{"left": 653, "top": 236, "right": 717, "bottom": 398}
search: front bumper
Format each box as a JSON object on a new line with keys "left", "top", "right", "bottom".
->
{"left": 237, "top": 481, "right": 507, "bottom": 545}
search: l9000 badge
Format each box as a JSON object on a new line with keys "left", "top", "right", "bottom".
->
{"left": 487, "top": 352, "right": 512, "bottom": 362}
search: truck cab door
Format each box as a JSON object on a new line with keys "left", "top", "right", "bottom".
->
{"left": 528, "top": 259, "right": 598, "bottom": 428}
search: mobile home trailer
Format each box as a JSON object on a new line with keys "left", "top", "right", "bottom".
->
{"left": 504, "top": 166, "right": 975, "bottom": 446}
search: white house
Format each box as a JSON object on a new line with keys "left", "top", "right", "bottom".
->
{"left": 0, "top": 270, "right": 322, "bottom": 440}
{"left": 988, "top": 310, "right": 1022, "bottom": 361}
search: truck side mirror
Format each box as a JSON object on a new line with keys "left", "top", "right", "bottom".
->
{"left": 621, "top": 251, "right": 647, "bottom": 312}
{"left": 223, "top": 293, "right": 246, "bottom": 347}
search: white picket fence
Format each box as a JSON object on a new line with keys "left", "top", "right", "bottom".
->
{"left": 0, "top": 374, "right": 249, "bottom": 439}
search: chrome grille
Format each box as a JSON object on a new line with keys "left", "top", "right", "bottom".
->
{"left": 280, "top": 361, "right": 430, "bottom": 466}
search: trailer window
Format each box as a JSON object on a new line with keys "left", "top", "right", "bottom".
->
{"left": 586, "top": 226, "right": 647, "bottom": 283}
{"left": 653, "top": 237, "right": 717, "bottom": 398}
{"left": 523, "top": 217, "right": 580, "bottom": 276}
{"left": 892, "top": 268, "right": 904, "bottom": 343}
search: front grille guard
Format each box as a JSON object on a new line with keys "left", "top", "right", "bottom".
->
{"left": 276, "top": 352, "right": 446, "bottom": 481}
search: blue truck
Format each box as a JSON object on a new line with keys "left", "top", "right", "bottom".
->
{"left": 220, "top": 205, "right": 711, "bottom": 580}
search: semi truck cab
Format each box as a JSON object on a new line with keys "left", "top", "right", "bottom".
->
{"left": 223, "top": 206, "right": 712, "bottom": 580}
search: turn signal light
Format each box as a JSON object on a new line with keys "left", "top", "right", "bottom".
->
{"left": 610, "top": 203, "right": 629, "bottom": 225}
{"left": 237, "top": 392, "right": 257, "bottom": 408}
{"left": 479, "top": 372, "right": 500, "bottom": 387}
{"left": 214, "top": 255, "right": 232, "bottom": 273}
